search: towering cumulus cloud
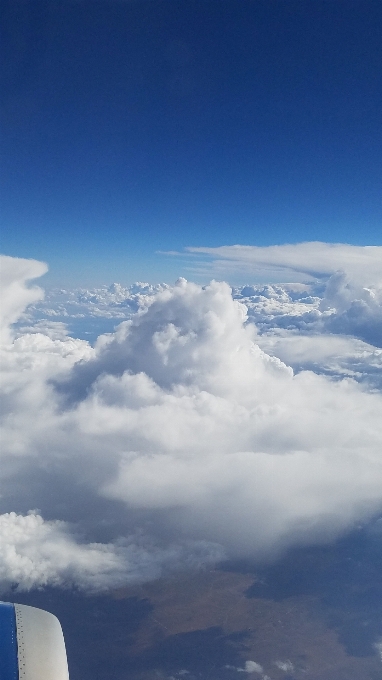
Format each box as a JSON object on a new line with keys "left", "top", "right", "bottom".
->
{"left": 1, "top": 249, "right": 382, "bottom": 592}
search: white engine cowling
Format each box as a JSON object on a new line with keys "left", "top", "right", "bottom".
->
{"left": 0, "top": 602, "right": 69, "bottom": 680}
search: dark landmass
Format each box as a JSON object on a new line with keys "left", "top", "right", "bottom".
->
{"left": 11, "top": 528, "right": 382, "bottom": 680}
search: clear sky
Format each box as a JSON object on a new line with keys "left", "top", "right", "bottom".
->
{"left": 1, "top": 0, "right": 381, "bottom": 285}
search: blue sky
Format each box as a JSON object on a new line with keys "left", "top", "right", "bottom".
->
{"left": 1, "top": 0, "right": 381, "bottom": 286}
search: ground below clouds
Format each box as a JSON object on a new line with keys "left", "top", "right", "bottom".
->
{"left": 13, "top": 530, "right": 382, "bottom": 680}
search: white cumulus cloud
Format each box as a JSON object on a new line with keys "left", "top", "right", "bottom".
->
{"left": 1, "top": 248, "right": 382, "bottom": 592}
{"left": 0, "top": 512, "right": 220, "bottom": 592}
{"left": 0, "top": 255, "right": 47, "bottom": 343}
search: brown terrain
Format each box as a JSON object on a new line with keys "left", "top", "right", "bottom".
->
{"left": 13, "top": 533, "right": 382, "bottom": 680}
{"left": 113, "top": 568, "right": 382, "bottom": 680}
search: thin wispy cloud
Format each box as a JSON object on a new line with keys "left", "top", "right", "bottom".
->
{"left": 185, "top": 242, "right": 382, "bottom": 286}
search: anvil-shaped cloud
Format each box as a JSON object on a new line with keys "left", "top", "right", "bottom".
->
{"left": 0, "top": 246, "right": 382, "bottom": 592}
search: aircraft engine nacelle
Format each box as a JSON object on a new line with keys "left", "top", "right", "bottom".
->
{"left": 0, "top": 601, "right": 69, "bottom": 680}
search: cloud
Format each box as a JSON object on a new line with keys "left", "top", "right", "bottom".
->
{"left": 275, "top": 661, "right": 294, "bottom": 673}
{"left": 186, "top": 242, "right": 382, "bottom": 287}
{"left": 255, "top": 333, "right": 382, "bottom": 390}
{"left": 0, "top": 512, "right": 221, "bottom": 593}
{"left": 1, "top": 249, "right": 382, "bottom": 591}
{"left": 319, "top": 270, "right": 382, "bottom": 346}
{"left": 239, "top": 661, "right": 264, "bottom": 674}
{"left": 180, "top": 242, "right": 382, "bottom": 346}
{"left": 19, "top": 244, "right": 382, "bottom": 349}
{"left": 0, "top": 511, "right": 128, "bottom": 592}
{"left": 0, "top": 255, "right": 47, "bottom": 343}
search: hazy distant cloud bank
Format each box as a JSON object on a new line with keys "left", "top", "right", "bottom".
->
{"left": 1, "top": 244, "right": 382, "bottom": 592}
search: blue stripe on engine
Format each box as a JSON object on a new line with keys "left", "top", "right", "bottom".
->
{"left": 0, "top": 603, "right": 19, "bottom": 680}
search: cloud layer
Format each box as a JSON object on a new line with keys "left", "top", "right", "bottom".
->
{"left": 1, "top": 245, "right": 382, "bottom": 592}
{"left": 187, "top": 242, "right": 382, "bottom": 286}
